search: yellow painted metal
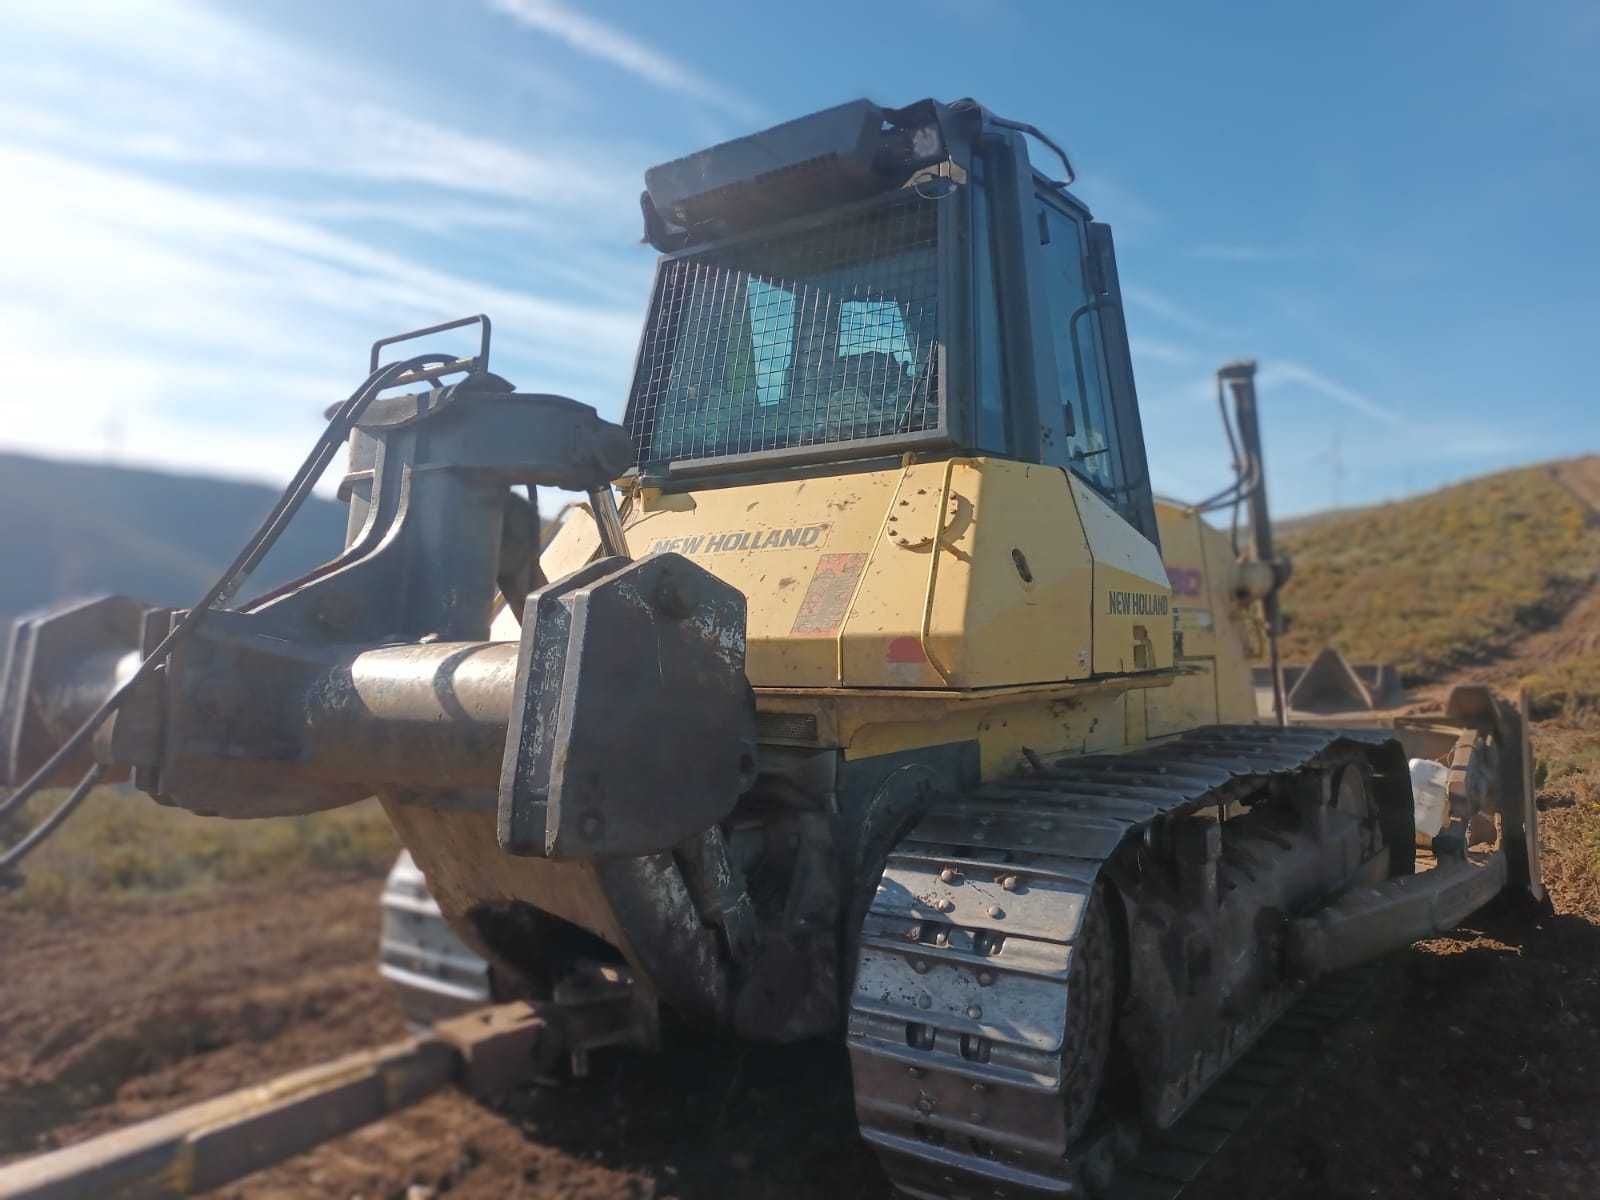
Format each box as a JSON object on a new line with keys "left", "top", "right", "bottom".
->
{"left": 594, "top": 458, "right": 1137, "bottom": 692}
{"left": 914, "top": 459, "right": 960, "bottom": 683}
{"left": 1150, "top": 498, "right": 1262, "bottom": 735}
{"left": 539, "top": 500, "right": 602, "bottom": 583}
{"left": 834, "top": 460, "right": 949, "bottom": 688}
{"left": 525, "top": 466, "right": 1285, "bottom": 778}
{"left": 1070, "top": 476, "right": 1175, "bottom": 677}
{"left": 629, "top": 467, "right": 903, "bottom": 685}
{"left": 524, "top": 459, "right": 1212, "bottom": 771}
{"left": 908, "top": 460, "right": 1098, "bottom": 689}
{"left": 840, "top": 459, "right": 1102, "bottom": 689}
{"left": 755, "top": 674, "right": 1170, "bottom": 775}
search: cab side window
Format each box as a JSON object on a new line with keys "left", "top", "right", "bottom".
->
{"left": 1037, "top": 200, "right": 1124, "bottom": 499}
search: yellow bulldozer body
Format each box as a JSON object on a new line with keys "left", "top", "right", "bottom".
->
{"left": 522, "top": 469, "right": 1257, "bottom": 786}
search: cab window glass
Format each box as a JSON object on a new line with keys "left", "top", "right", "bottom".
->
{"left": 839, "top": 299, "right": 915, "bottom": 371}
{"left": 744, "top": 277, "right": 795, "bottom": 407}
{"left": 1037, "top": 202, "right": 1121, "bottom": 495}
{"left": 970, "top": 159, "right": 1008, "bottom": 452}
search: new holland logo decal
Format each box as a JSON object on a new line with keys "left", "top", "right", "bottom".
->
{"left": 647, "top": 523, "right": 831, "bottom": 556}
{"left": 1107, "top": 590, "right": 1170, "bottom": 616}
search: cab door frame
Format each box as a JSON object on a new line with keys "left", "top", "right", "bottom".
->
{"left": 1030, "top": 183, "right": 1161, "bottom": 547}
{"left": 959, "top": 124, "right": 1160, "bottom": 548}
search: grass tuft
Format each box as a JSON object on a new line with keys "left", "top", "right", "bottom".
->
{"left": 4, "top": 788, "right": 398, "bottom": 912}
{"left": 1523, "top": 650, "right": 1600, "bottom": 722}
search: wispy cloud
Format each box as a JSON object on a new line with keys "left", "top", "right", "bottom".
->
{"left": 1069, "top": 171, "right": 1165, "bottom": 245}
{"left": 0, "top": 63, "right": 631, "bottom": 223}
{"left": 0, "top": 142, "right": 644, "bottom": 397}
{"left": 488, "top": 0, "right": 764, "bottom": 124}
{"left": 0, "top": 142, "right": 648, "bottom": 499}
{"left": 0, "top": 1, "right": 659, "bottom": 493}
{"left": 1128, "top": 336, "right": 1196, "bottom": 366}
{"left": 0, "top": 2, "right": 648, "bottom": 233}
{"left": 280, "top": 198, "right": 563, "bottom": 238}
{"left": 1122, "top": 284, "right": 1230, "bottom": 339}
{"left": 1255, "top": 359, "right": 1403, "bottom": 427}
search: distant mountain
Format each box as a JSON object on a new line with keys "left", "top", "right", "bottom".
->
{"left": 0, "top": 452, "right": 350, "bottom": 623}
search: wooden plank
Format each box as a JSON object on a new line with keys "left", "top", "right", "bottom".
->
{"left": 0, "top": 1001, "right": 557, "bottom": 1200}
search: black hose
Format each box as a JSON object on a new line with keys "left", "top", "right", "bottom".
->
{"left": 222, "top": 355, "right": 460, "bottom": 602}
{"left": 0, "top": 764, "right": 102, "bottom": 875}
{"left": 0, "top": 352, "right": 448, "bottom": 853}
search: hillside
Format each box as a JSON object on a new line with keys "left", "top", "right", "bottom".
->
{"left": 0, "top": 452, "right": 349, "bottom": 623}
{"left": 1278, "top": 459, "right": 1600, "bottom": 683}
{"left": 1277, "top": 454, "right": 1600, "bottom": 871}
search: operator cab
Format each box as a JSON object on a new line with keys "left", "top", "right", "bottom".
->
{"left": 624, "top": 97, "right": 1159, "bottom": 546}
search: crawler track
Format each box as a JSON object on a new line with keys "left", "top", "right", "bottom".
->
{"left": 1102, "top": 963, "right": 1380, "bottom": 1200}
{"left": 847, "top": 725, "right": 1405, "bottom": 1198}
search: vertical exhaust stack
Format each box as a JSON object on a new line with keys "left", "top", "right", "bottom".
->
{"left": 1217, "top": 360, "right": 1292, "bottom": 725}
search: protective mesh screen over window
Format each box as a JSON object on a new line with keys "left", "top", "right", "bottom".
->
{"left": 626, "top": 194, "right": 941, "bottom": 466}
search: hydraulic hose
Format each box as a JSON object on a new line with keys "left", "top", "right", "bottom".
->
{"left": 0, "top": 352, "right": 457, "bottom": 873}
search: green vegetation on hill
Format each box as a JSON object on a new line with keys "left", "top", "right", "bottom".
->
{"left": 1277, "top": 459, "right": 1600, "bottom": 903}
{"left": 1523, "top": 650, "right": 1600, "bottom": 722}
{"left": 5, "top": 790, "right": 398, "bottom": 912}
{"left": 1278, "top": 465, "right": 1600, "bottom": 683}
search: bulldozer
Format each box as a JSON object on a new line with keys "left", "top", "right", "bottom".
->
{"left": 0, "top": 97, "right": 1542, "bottom": 1198}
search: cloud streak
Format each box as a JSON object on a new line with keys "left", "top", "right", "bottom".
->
{"left": 0, "top": 2, "right": 644, "bottom": 227}
{"left": 488, "top": 0, "right": 764, "bottom": 124}
{"left": 1255, "top": 359, "right": 1403, "bottom": 427}
{"left": 1122, "top": 284, "right": 1231, "bottom": 339}
{"left": 1128, "top": 335, "right": 1196, "bottom": 367}
{"left": 0, "top": 142, "right": 646, "bottom": 490}
{"left": 0, "top": 0, "right": 669, "bottom": 494}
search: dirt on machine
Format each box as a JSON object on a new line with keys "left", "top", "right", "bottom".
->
{"left": 0, "top": 96, "right": 1543, "bottom": 1200}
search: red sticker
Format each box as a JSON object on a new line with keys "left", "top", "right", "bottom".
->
{"left": 886, "top": 636, "right": 927, "bottom": 663}
{"left": 791, "top": 553, "right": 868, "bottom": 636}
{"left": 1167, "top": 566, "right": 1204, "bottom": 597}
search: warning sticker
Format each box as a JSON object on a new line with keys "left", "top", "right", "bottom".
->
{"left": 790, "top": 553, "right": 868, "bottom": 636}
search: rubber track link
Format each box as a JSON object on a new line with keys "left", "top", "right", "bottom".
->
{"left": 847, "top": 724, "right": 1402, "bottom": 1199}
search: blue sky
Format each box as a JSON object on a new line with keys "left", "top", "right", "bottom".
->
{"left": 1, "top": 0, "right": 1595, "bottom": 516}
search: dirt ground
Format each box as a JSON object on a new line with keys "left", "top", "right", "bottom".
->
{"left": 5, "top": 861, "right": 1596, "bottom": 1200}
{"left": 4, "top": 462, "right": 1599, "bottom": 1199}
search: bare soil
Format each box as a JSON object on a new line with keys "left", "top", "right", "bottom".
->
{"left": 6, "top": 794, "right": 1595, "bottom": 1199}
{"left": 4, "top": 461, "right": 1599, "bottom": 1198}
